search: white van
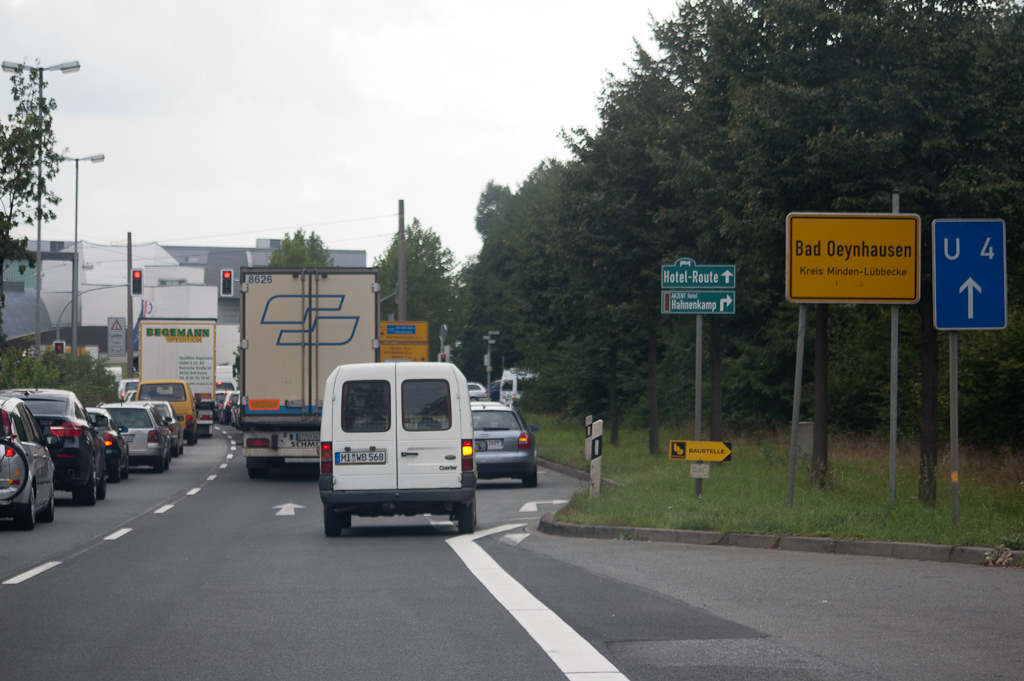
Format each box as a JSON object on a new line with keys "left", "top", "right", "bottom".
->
{"left": 319, "top": 362, "right": 477, "bottom": 536}
{"left": 499, "top": 368, "right": 537, "bottom": 405}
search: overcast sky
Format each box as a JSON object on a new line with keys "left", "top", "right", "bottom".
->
{"left": 2, "top": 1, "right": 682, "bottom": 268}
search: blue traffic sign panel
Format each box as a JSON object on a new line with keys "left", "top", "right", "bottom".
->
{"left": 932, "top": 219, "right": 1007, "bottom": 330}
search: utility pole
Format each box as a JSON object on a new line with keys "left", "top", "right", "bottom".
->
{"left": 397, "top": 199, "right": 407, "bottom": 321}
{"left": 126, "top": 233, "right": 133, "bottom": 379}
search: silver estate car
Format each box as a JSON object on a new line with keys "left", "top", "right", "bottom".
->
{"left": 470, "top": 401, "right": 539, "bottom": 487}
{"left": 99, "top": 403, "right": 171, "bottom": 473}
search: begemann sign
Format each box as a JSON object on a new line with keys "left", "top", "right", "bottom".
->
{"left": 786, "top": 213, "right": 921, "bottom": 303}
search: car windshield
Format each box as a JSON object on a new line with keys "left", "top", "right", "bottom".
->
{"left": 472, "top": 411, "right": 520, "bottom": 431}
{"left": 138, "top": 383, "right": 185, "bottom": 401}
{"left": 104, "top": 408, "right": 153, "bottom": 428}
{"left": 19, "top": 397, "right": 67, "bottom": 417}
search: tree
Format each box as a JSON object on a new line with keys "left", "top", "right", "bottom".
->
{"left": 267, "top": 229, "right": 334, "bottom": 267}
{"left": 1, "top": 63, "right": 64, "bottom": 341}
{"left": 375, "top": 219, "right": 466, "bottom": 360}
{"left": 474, "top": 180, "right": 512, "bottom": 239}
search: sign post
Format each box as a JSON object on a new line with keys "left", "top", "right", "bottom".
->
{"left": 932, "top": 219, "right": 1007, "bottom": 526}
{"left": 589, "top": 419, "right": 603, "bottom": 498}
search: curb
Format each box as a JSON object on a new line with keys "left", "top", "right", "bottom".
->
{"left": 535, "top": 459, "right": 1023, "bottom": 567}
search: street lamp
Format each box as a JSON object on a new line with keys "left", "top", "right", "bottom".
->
{"left": 483, "top": 330, "right": 499, "bottom": 390}
{"left": 62, "top": 153, "right": 104, "bottom": 357}
{"left": 2, "top": 59, "right": 81, "bottom": 357}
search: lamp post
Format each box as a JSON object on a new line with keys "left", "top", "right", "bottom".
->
{"left": 483, "top": 330, "right": 499, "bottom": 391}
{"left": 2, "top": 59, "right": 80, "bottom": 357}
{"left": 62, "top": 153, "right": 104, "bottom": 357}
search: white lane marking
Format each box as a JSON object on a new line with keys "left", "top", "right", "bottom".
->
{"left": 187, "top": 488, "right": 201, "bottom": 495}
{"left": 519, "top": 499, "right": 570, "bottom": 513}
{"left": 104, "top": 528, "right": 133, "bottom": 541}
{"left": 219, "top": 463, "right": 228, "bottom": 469}
{"left": 431, "top": 520, "right": 456, "bottom": 533}
{"left": 3, "top": 561, "right": 62, "bottom": 585}
{"left": 154, "top": 504, "right": 174, "bottom": 514}
{"left": 447, "top": 525, "right": 628, "bottom": 680}
{"left": 501, "top": 532, "right": 530, "bottom": 546}
{"left": 207, "top": 475, "right": 217, "bottom": 480}
{"left": 274, "top": 503, "right": 304, "bottom": 516}
{"left": 226, "top": 454, "right": 234, "bottom": 459}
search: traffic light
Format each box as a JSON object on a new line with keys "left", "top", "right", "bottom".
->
{"left": 131, "top": 269, "right": 143, "bottom": 295}
{"left": 52, "top": 340, "right": 66, "bottom": 353}
{"left": 220, "top": 269, "right": 233, "bottom": 297}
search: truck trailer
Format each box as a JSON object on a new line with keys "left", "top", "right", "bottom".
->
{"left": 138, "top": 318, "right": 218, "bottom": 437}
{"left": 238, "top": 267, "right": 380, "bottom": 478}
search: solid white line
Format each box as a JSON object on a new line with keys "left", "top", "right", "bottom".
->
{"left": 104, "top": 528, "right": 133, "bottom": 541}
{"left": 3, "top": 561, "right": 62, "bottom": 585}
{"left": 187, "top": 487, "right": 202, "bottom": 495}
{"left": 447, "top": 525, "right": 629, "bottom": 680}
{"left": 154, "top": 504, "right": 174, "bottom": 514}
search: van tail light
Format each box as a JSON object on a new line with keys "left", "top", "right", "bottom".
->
{"left": 185, "top": 414, "right": 194, "bottom": 426}
{"left": 320, "top": 442, "right": 332, "bottom": 474}
{"left": 518, "top": 432, "right": 531, "bottom": 450}
{"left": 148, "top": 430, "right": 159, "bottom": 443}
{"left": 49, "top": 422, "right": 83, "bottom": 438}
{"left": 246, "top": 437, "right": 270, "bottom": 448}
{"left": 461, "top": 439, "right": 474, "bottom": 472}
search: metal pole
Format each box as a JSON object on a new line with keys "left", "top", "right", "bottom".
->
{"left": 949, "top": 331, "right": 959, "bottom": 526}
{"left": 397, "top": 199, "right": 406, "bottom": 321}
{"left": 787, "top": 304, "right": 807, "bottom": 506}
{"left": 126, "top": 233, "right": 133, "bottom": 380}
{"left": 695, "top": 314, "right": 703, "bottom": 442}
{"left": 72, "top": 158, "right": 79, "bottom": 356}
{"left": 889, "top": 189, "right": 900, "bottom": 503}
{"left": 34, "top": 67, "right": 44, "bottom": 357}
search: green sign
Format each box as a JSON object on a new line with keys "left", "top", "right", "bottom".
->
{"left": 662, "top": 290, "right": 735, "bottom": 315}
{"left": 662, "top": 258, "right": 735, "bottom": 289}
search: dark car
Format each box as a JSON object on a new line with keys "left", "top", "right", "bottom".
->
{"left": 0, "top": 389, "right": 106, "bottom": 505}
{"left": 0, "top": 395, "right": 58, "bottom": 529}
{"left": 86, "top": 407, "right": 130, "bottom": 483}
{"left": 471, "top": 401, "right": 540, "bottom": 487}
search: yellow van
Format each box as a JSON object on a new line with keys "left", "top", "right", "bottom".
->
{"left": 134, "top": 380, "right": 198, "bottom": 446}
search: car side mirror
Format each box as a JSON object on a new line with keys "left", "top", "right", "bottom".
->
{"left": 118, "top": 426, "right": 128, "bottom": 433}
{"left": 164, "top": 417, "right": 174, "bottom": 426}
{"left": 44, "top": 432, "right": 61, "bottom": 450}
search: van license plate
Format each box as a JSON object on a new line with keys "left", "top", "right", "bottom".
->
{"left": 335, "top": 451, "right": 386, "bottom": 465}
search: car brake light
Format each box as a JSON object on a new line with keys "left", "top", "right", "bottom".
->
{"left": 148, "top": 430, "right": 159, "bottom": 443}
{"left": 185, "top": 414, "right": 194, "bottom": 425}
{"left": 246, "top": 437, "right": 270, "bottom": 448}
{"left": 104, "top": 436, "right": 115, "bottom": 447}
{"left": 50, "top": 422, "right": 83, "bottom": 438}
{"left": 518, "top": 432, "right": 531, "bottom": 450}
{"left": 1, "top": 410, "right": 11, "bottom": 438}
{"left": 3, "top": 445, "right": 14, "bottom": 457}
{"left": 320, "top": 442, "right": 332, "bottom": 474}
{"left": 461, "top": 439, "right": 474, "bottom": 472}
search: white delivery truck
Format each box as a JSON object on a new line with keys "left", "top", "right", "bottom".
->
{"left": 138, "top": 318, "right": 217, "bottom": 436}
{"left": 239, "top": 267, "right": 380, "bottom": 478}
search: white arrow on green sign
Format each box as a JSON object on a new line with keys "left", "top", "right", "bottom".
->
{"left": 662, "top": 258, "right": 735, "bottom": 289}
{"left": 662, "top": 290, "right": 735, "bottom": 315}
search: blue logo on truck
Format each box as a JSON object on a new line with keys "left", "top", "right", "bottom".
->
{"left": 260, "top": 295, "right": 359, "bottom": 346}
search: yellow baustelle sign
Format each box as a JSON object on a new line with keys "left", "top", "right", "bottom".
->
{"left": 787, "top": 213, "right": 921, "bottom": 303}
{"left": 669, "top": 440, "right": 732, "bottom": 462}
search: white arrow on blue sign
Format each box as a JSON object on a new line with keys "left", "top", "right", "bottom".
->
{"left": 932, "top": 219, "right": 1007, "bottom": 330}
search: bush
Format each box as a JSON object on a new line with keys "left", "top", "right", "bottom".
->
{"left": 0, "top": 347, "right": 118, "bottom": 405}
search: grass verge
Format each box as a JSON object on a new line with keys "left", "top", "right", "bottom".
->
{"left": 529, "top": 413, "right": 1024, "bottom": 550}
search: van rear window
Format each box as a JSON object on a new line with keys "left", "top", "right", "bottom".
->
{"left": 138, "top": 383, "right": 186, "bottom": 401}
{"left": 402, "top": 380, "right": 451, "bottom": 431}
{"left": 342, "top": 381, "right": 391, "bottom": 433}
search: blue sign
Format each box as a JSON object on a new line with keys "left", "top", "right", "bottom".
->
{"left": 932, "top": 219, "right": 1007, "bottom": 330}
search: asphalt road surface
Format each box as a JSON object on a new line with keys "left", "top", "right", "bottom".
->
{"left": 2, "top": 426, "right": 1021, "bottom": 681}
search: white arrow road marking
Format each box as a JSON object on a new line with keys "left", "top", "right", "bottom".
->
{"left": 274, "top": 503, "right": 305, "bottom": 516}
{"left": 720, "top": 293, "right": 734, "bottom": 311}
{"left": 3, "top": 561, "right": 62, "bottom": 585}
{"left": 104, "top": 528, "right": 133, "bottom": 541}
{"left": 960, "top": 277, "right": 982, "bottom": 319}
{"left": 519, "top": 500, "right": 569, "bottom": 513}
{"left": 154, "top": 504, "right": 174, "bottom": 514}
{"left": 448, "top": 525, "right": 628, "bottom": 680}
{"left": 500, "top": 532, "right": 530, "bottom": 547}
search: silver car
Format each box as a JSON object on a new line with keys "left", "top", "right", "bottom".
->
{"left": 99, "top": 403, "right": 170, "bottom": 473}
{"left": 0, "top": 395, "right": 58, "bottom": 529}
{"left": 467, "top": 382, "right": 489, "bottom": 401}
{"left": 138, "top": 400, "right": 183, "bottom": 457}
{"left": 471, "top": 401, "right": 539, "bottom": 487}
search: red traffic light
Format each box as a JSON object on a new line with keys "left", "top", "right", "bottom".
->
{"left": 131, "top": 269, "right": 143, "bottom": 295}
{"left": 223, "top": 270, "right": 231, "bottom": 279}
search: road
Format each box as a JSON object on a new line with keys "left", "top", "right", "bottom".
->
{"left": 2, "top": 426, "right": 1021, "bottom": 680}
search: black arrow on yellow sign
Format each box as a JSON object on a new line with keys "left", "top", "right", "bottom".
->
{"left": 669, "top": 440, "right": 732, "bottom": 462}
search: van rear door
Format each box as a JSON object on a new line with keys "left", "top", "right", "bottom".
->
{"left": 396, "top": 364, "right": 463, "bottom": 490}
{"left": 329, "top": 364, "right": 398, "bottom": 491}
